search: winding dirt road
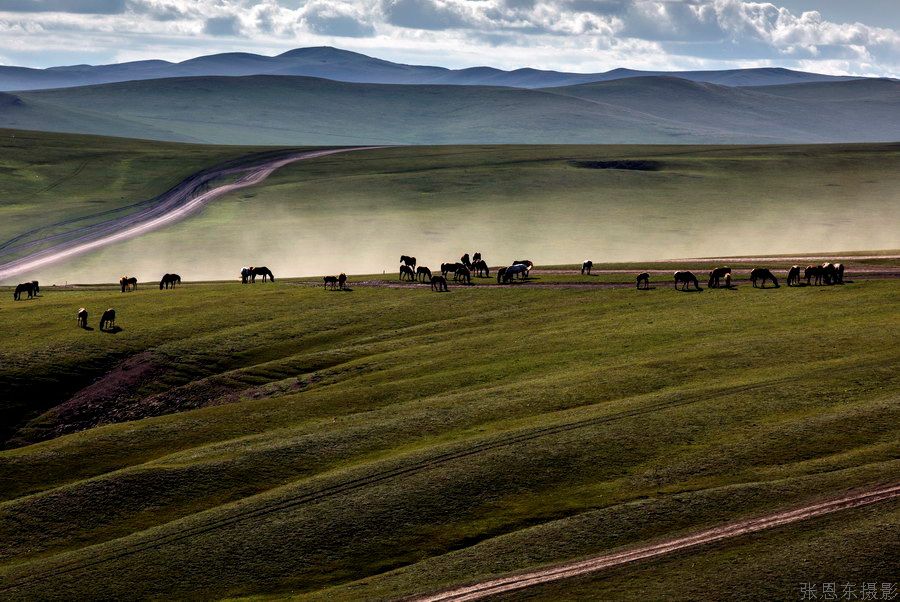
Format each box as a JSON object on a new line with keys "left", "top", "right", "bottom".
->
{"left": 415, "top": 483, "right": 900, "bottom": 602}
{"left": 0, "top": 147, "right": 376, "bottom": 283}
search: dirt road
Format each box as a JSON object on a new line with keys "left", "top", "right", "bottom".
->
{"left": 0, "top": 147, "right": 376, "bottom": 283}
{"left": 415, "top": 483, "right": 900, "bottom": 602}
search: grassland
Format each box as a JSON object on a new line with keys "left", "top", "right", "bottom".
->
{"left": 0, "top": 129, "right": 282, "bottom": 260}
{"left": 19, "top": 142, "right": 899, "bottom": 286}
{"left": 0, "top": 267, "right": 897, "bottom": 600}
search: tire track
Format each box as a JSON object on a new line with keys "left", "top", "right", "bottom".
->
{"left": 0, "top": 376, "right": 792, "bottom": 592}
{"left": 0, "top": 147, "right": 379, "bottom": 282}
{"left": 414, "top": 483, "right": 900, "bottom": 602}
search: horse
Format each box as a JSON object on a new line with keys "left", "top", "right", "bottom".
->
{"left": 461, "top": 253, "right": 472, "bottom": 270}
{"left": 787, "top": 265, "right": 801, "bottom": 287}
{"left": 496, "top": 266, "right": 507, "bottom": 284}
{"left": 473, "top": 260, "right": 489, "bottom": 277}
{"left": 441, "top": 262, "right": 463, "bottom": 277}
{"left": 430, "top": 275, "right": 448, "bottom": 292}
{"left": 400, "top": 255, "right": 417, "bottom": 269}
{"left": 240, "top": 267, "right": 252, "bottom": 284}
{"left": 416, "top": 266, "right": 432, "bottom": 282}
{"left": 581, "top": 260, "right": 593, "bottom": 275}
{"left": 750, "top": 268, "right": 779, "bottom": 288}
{"left": 400, "top": 265, "right": 416, "bottom": 281}
{"left": 707, "top": 266, "right": 731, "bottom": 288}
{"left": 31, "top": 281, "right": 39, "bottom": 295}
{"left": 723, "top": 273, "right": 732, "bottom": 288}
{"left": 513, "top": 260, "right": 533, "bottom": 275}
{"left": 821, "top": 263, "right": 837, "bottom": 285}
{"left": 77, "top": 308, "right": 88, "bottom": 328}
{"left": 502, "top": 263, "right": 529, "bottom": 283}
{"left": 120, "top": 276, "right": 137, "bottom": 292}
{"left": 338, "top": 273, "right": 347, "bottom": 289}
{"left": 805, "top": 265, "right": 822, "bottom": 286}
{"left": 674, "top": 271, "right": 700, "bottom": 291}
{"left": 99, "top": 308, "right": 116, "bottom": 331}
{"left": 455, "top": 266, "right": 471, "bottom": 284}
{"left": 250, "top": 267, "right": 274, "bottom": 283}
{"left": 13, "top": 281, "right": 37, "bottom": 300}
{"left": 636, "top": 272, "right": 650, "bottom": 289}
{"left": 159, "top": 273, "right": 181, "bottom": 289}
{"left": 324, "top": 276, "right": 338, "bottom": 289}
{"left": 834, "top": 263, "right": 845, "bottom": 284}
{"left": 473, "top": 252, "right": 482, "bottom": 264}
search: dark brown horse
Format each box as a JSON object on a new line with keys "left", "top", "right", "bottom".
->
{"left": 472, "top": 252, "right": 482, "bottom": 264}
{"left": 461, "top": 253, "right": 472, "bottom": 270}
{"left": 77, "top": 307, "right": 88, "bottom": 328}
{"left": 750, "top": 268, "right": 779, "bottom": 288}
{"left": 400, "top": 255, "right": 417, "bottom": 269}
{"left": 13, "top": 281, "right": 37, "bottom": 300}
{"left": 455, "top": 266, "right": 471, "bottom": 284}
{"left": 159, "top": 273, "right": 181, "bottom": 289}
{"left": 400, "top": 265, "right": 416, "bottom": 281}
{"left": 416, "top": 266, "right": 432, "bottom": 282}
{"left": 99, "top": 308, "right": 116, "bottom": 331}
{"left": 338, "top": 273, "right": 347, "bottom": 289}
{"left": 473, "top": 260, "right": 489, "bottom": 277}
{"left": 250, "top": 267, "right": 274, "bottom": 282}
{"left": 674, "top": 271, "right": 700, "bottom": 290}
{"left": 441, "top": 262, "right": 463, "bottom": 277}
{"left": 120, "top": 276, "right": 137, "bottom": 292}
{"left": 496, "top": 266, "right": 507, "bottom": 284}
{"left": 430, "top": 275, "right": 448, "bottom": 291}
{"left": 834, "top": 263, "right": 845, "bottom": 284}
{"left": 636, "top": 272, "right": 650, "bottom": 289}
{"left": 707, "top": 266, "right": 731, "bottom": 288}
{"left": 324, "top": 275, "right": 338, "bottom": 289}
{"left": 821, "top": 262, "right": 837, "bottom": 285}
{"left": 581, "top": 260, "right": 593, "bottom": 275}
{"left": 787, "top": 265, "right": 801, "bottom": 286}
{"left": 805, "top": 264, "right": 822, "bottom": 285}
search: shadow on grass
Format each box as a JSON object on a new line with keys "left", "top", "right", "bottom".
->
{"left": 101, "top": 326, "right": 123, "bottom": 334}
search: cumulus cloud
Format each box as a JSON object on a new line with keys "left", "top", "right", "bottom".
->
{"left": 0, "top": 0, "right": 896, "bottom": 77}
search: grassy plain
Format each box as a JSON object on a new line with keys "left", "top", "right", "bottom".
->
{"left": 0, "top": 269, "right": 897, "bottom": 599}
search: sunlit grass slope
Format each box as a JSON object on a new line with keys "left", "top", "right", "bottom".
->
{"left": 0, "top": 274, "right": 897, "bottom": 599}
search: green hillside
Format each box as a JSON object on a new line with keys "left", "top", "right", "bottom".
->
{"left": 2, "top": 75, "right": 898, "bottom": 145}
{"left": 0, "top": 270, "right": 897, "bottom": 599}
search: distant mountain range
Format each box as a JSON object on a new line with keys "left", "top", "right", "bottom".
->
{"left": 0, "top": 46, "right": 869, "bottom": 92}
{"left": 1, "top": 74, "right": 897, "bottom": 145}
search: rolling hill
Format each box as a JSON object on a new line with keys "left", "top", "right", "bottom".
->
{"left": 0, "top": 46, "right": 866, "bottom": 92}
{"left": 0, "top": 75, "right": 897, "bottom": 145}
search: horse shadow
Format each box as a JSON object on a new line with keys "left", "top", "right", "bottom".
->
{"left": 329, "top": 287, "right": 353, "bottom": 293}
{"left": 81, "top": 325, "right": 95, "bottom": 331}
{"left": 637, "top": 286, "right": 657, "bottom": 291}
{"left": 676, "top": 287, "right": 703, "bottom": 293}
{"left": 101, "top": 326, "right": 123, "bottom": 334}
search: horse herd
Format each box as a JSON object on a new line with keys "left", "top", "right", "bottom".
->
{"left": 400, "top": 254, "right": 537, "bottom": 290}
{"left": 667, "top": 262, "right": 846, "bottom": 291}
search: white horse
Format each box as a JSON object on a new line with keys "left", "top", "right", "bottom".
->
{"left": 503, "top": 263, "right": 530, "bottom": 282}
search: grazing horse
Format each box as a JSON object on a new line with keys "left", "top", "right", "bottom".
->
{"left": 324, "top": 276, "right": 338, "bottom": 289}
{"left": 338, "top": 273, "right": 348, "bottom": 289}
{"left": 159, "top": 273, "right": 181, "bottom": 289}
{"left": 805, "top": 264, "right": 822, "bottom": 286}
{"left": 76, "top": 308, "right": 88, "bottom": 328}
{"left": 400, "top": 255, "right": 417, "bottom": 269}
{"left": 31, "top": 281, "right": 39, "bottom": 295}
{"left": 707, "top": 266, "right": 731, "bottom": 288}
{"left": 455, "top": 266, "right": 471, "bottom": 284}
{"left": 674, "top": 271, "right": 700, "bottom": 291}
{"left": 473, "top": 252, "right": 482, "bottom": 264}
{"left": 821, "top": 262, "right": 837, "bottom": 285}
{"left": 400, "top": 265, "right": 416, "bottom": 281}
{"left": 431, "top": 275, "right": 448, "bottom": 292}
{"left": 581, "top": 260, "right": 593, "bottom": 275}
{"left": 513, "top": 260, "right": 533, "bottom": 276}
{"left": 241, "top": 267, "right": 252, "bottom": 284}
{"left": 724, "top": 273, "right": 732, "bottom": 288}
{"left": 119, "top": 276, "right": 137, "bottom": 292}
{"left": 636, "top": 272, "right": 650, "bottom": 289}
{"left": 834, "top": 263, "right": 845, "bottom": 284}
{"left": 496, "top": 266, "right": 507, "bottom": 284}
{"left": 13, "top": 281, "right": 37, "bottom": 300}
{"left": 99, "top": 308, "right": 116, "bottom": 331}
{"left": 787, "top": 265, "right": 802, "bottom": 287}
{"left": 441, "top": 262, "right": 463, "bottom": 277}
{"left": 502, "top": 263, "right": 529, "bottom": 283}
{"left": 473, "top": 260, "right": 489, "bottom": 277}
{"left": 250, "top": 267, "right": 274, "bottom": 283}
{"left": 416, "top": 266, "right": 432, "bottom": 282}
{"left": 750, "top": 268, "right": 779, "bottom": 288}
{"left": 461, "top": 253, "right": 472, "bottom": 270}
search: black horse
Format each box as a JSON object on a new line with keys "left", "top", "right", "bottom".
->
{"left": 821, "top": 263, "right": 837, "bottom": 285}
{"left": 324, "top": 275, "right": 339, "bottom": 289}
{"left": 581, "top": 260, "right": 593, "bottom": 275}
{"left": 99, "top": 308, "right": 116, "bottom": 331}
{"left": 441, "top": 262, "right": 463, "bottom": 277}
{"left": 786, "top": 265, "right": 801, "bottom": 287}
{"left": 400, "top": 265, "right": 416, "bottom": 281}
{"left": 461, "top": 253, "right": 472, "bottom": 270}
{"left": 636, "top": 272, "right": 650, "bottom": 289}
{"left": 159, "top": 273, "right": 181, "bottom": 289}
{"left": 250, "top": 267, "right": 275, "bottom": 283}
{"left": 805, "top": 264, "right": 822, "bottom": 286}
{"left": 430, "top": 275, "right": 448, "bottom": 292}
{"left": 707, "top": 266, "right": 731, "bottom": 288}
{"left": 455, "top": 266, "right": 471, "bottom": 284}
{"left": 750, "top": 268, "right": 779, "bottom": 288}
{"left": 674, "top": 271, "right": 700, "bottom": 291}
{"left": 120, "top": 276, "right": 137, "bottom": 292}
{"left": 338, "top": 273, "right": 348, "bottom": 289}
{"left": 834, "top": 263, "right": 845, "bottom": 284}
{"left": 13, "top": 281, "right": 37, "bottom": 300}
{"left": 473, "top": 260, "right": 489, "bottom": 277}
{"left": 416, "top": 266, "right": 433, "bottom": 282}
{"left": 400, "top": 255, "right": 417, "bottom": 269}
{"left": 77, "top": 307, "right": 88, "bottom": 328}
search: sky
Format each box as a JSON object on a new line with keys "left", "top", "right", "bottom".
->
{"left": 0, "top": 0, "right": 897, "bottom": 77}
